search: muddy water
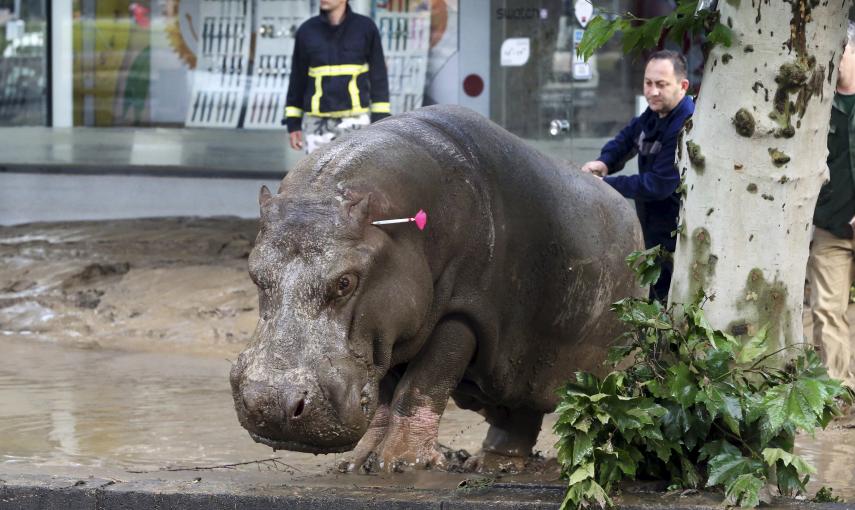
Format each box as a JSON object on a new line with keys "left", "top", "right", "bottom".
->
{"left": 0, "top": 335, "right": 550, "bottom": 476}
{"left": 2, "top": 334, "right": 854, "bottom": 499}
{"left": 1, "top": 218, "right": 854, "bottom": 498}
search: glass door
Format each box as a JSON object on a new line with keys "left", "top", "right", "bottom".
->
{"left": 489, "top": 0, "right": 645, "bottom": 166}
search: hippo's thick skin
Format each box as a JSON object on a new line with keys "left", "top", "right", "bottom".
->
{"left": 230, "top": 105, "right": 644, "bottom": 472}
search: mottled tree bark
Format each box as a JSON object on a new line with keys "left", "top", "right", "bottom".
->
{"left": 669, "top": 0, "right": 849, "bottom": 354}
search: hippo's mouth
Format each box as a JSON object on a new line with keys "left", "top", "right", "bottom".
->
{"left": 249, "top": 432, "right": 358, "bottom": 454}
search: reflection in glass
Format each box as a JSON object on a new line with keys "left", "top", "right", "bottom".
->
{"left": 0, "top": 0, "right": 47, "bottom": 126}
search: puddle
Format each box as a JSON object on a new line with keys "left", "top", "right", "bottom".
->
{"left": 0, "top": 216, "right": 853, "bottom": 498}
{"left": 0, "top": 336, "right": 544, "bottom": 478}
{"left": 1, "top": 335, "right": 853, "bottom": 500}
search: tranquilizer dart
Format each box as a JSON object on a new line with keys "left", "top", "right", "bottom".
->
{"left": 372, "top": 209, "right": 427, "bottom": 231}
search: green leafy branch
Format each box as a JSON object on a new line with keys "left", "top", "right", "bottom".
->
{"left": 576, "top": 0, "right": 733, "bottom": 62}
{"left": 554, "top": 291, "right": 853, "bottom": 509}
{"left": 625, "top": 246, "right": 672, "bottom": 288}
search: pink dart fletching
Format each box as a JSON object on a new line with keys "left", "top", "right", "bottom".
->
{"left": 413, "top": 210, "right": 427, "bottom": 230}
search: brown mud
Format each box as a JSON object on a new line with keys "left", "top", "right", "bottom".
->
{"left": 0, "top": 217, "right": 853, "bottom": 500}
{"left": 0, "top": 217, "right": 259, "bottom": 357}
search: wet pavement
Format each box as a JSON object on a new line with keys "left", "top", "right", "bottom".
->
{"left": 1, "top": 334, "right": 854, "bottom": 502}
{"left": 0, "top": 335, "right": 559, "bottom": 481}
{"left": 1, "top": 217, "right": 854, "bottom": 506}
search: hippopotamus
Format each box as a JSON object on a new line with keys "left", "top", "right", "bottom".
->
{"left": 230, "top": 105, "right": 644, "bottom": 472}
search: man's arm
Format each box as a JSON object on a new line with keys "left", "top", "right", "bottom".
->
{"left": 581, "top": 116, "right": 641, "bottom": 176}
{"left": 284, "top": 29, "right": 309, "bottom": 135}
{"left": 367, "top": 22, "right": 390, "bottom": 122}
{"left": 602, "top": 133, "right": 681, "bottom": 200}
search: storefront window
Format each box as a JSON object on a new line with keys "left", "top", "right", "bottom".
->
{"left": 0, "top": 0, "right": 47, "bottom": 126}
{"left": 70, "top": 0, "right": 449, "bottom": 128}
{"left": 490, "top": 0, "right": 646, "bottom": 142}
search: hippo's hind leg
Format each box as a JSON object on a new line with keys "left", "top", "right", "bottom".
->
{"left": 359, "top": 318, "right": 476, "bottom": 472}
{"left": 464, "top": 406, "right": 544, "bottom": 473}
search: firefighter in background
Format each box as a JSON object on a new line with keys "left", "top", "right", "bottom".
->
{"left": 284, "top": 0, "right": 391, "bottom": 153}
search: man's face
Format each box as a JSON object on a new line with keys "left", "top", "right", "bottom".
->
{"left": 643, "top": 59, "right": 689, "bottom": 116}
{"left": 320, "top": 0, "right": 346, "bottom": 11}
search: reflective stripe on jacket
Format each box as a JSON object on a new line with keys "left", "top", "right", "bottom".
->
{"left": 284, "top": 5, "right": 390, "bottom": 132}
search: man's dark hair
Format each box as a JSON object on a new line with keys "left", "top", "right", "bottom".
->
{"left": 647, "top": 50, "right": 688, "bottom": 80}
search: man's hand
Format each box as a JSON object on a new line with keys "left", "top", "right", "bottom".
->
{"left": 289, "top": 131, "right": 304, "bottom": 151}
{"left": 581, "top": 160, "right": 608, "bottom": 178}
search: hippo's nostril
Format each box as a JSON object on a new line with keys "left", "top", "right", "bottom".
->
{"left": 292, "top": 398, "right": 305, "bottom": 418}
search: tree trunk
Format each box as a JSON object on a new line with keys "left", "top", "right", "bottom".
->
{"left": 669, "top": 0, "right": 849, "bottom": 354}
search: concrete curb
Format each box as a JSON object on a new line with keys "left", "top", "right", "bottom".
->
{"left": 2, "top": 472, "right": 854, "bottom": 510}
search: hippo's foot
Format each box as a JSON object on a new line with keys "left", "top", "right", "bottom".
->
{"left": 344, "top": 406, "right": 446, "bottom": 473}
{"left": 461, "top": 450, "right": 529, "bottom": 474}
{"left": 342, "top": 404, "right": 390, "bottom": 473}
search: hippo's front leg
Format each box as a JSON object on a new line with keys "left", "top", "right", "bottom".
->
{"left": 372, "top": 318, "right": 476, "bottom": 471}
{"left": 346, "top": 376, "right": 395, "bottom": 472}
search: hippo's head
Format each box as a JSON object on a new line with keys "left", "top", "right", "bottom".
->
{"left": 230, "top": 182, "right": 434, "bottom": 454}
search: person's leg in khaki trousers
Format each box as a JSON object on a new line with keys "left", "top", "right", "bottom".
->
{"left": 808, "top": 227, "right": 855, "bottom": 387}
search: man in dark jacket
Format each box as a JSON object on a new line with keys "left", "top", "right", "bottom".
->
{"left": 284, "top": 0, "right": 390, "bottom": 153}
{"left": 807, "top": 22, "right": 855, "bottom": 388}
{"left": 581, "top": 50, "right": 694, "bottom": 301}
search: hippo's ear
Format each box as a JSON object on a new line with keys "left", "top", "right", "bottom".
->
{"left": 258, "top": 185, "right": 273, "bottom": 208}
{"left": 341, "top": 192, "right": 373, "bottom": 232}
{"left": 349, "top": 193, "right": 372, "bottom": 222}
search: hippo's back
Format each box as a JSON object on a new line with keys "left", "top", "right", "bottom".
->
{"left": 387, "top": 106, "right": 644, "bottom": 409}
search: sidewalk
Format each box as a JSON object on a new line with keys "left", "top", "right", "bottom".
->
{"left": 0, "top": 127, "right": 295, "bottom": 179}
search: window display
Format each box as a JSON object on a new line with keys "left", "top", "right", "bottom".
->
{"left": 71, "top": 0, "right": 444, "bottom": 129}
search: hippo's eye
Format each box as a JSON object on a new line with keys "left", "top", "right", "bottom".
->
{"left": 334, "top": 274, "right": 359, "bottom": 299}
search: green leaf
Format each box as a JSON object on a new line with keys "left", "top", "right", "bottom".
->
{"left": 667, "top": 363, "right": 698, "bottom": 408}
{"left": 680, "top": 456, "right": 702, "bottom": 489}
{"left": 615, "top": 448, "right": 640, "bottom": 477}
{"left": 737, "top": 325, "right": 768, "bottom": 364}
{"left": 647, "top": 438, "right": 677, "bottom": 463}
{"left": 763, "top": 379, "right": 826, "bottom": 434}
{"left": 567, "top": 461, "right": 595, "bottom": 485}
{"left": 600, "top": 372, "right": 625, "bottom": 395}
{"left": 762, "top": 448, "right": 816, "bottom": 475}
{"left": 572, "top": 431, "right": 595, "bottom": 466}
{"left": 573, "top": 372, "right": 601, "bottom": 393}
{"left": 619, "top": 24, "right": 646, "bottom": 55}
{"left": 707, "top": 22, "right": 734, "bottom": 47}
{"left": 762, "top": 447, "right": 792, "bottom": 466}
{"left": 638, "top": 16, "right": 667, "bottom": 50}
{"left": 724, "top": 473, "right": 765, "bottom": 508}
{"left": 706, "top": 452, "right": 763, "bottom": 487}
{"left": 607, "top": 344, "right": 634, "bottom": 365}
{"left": 698, "top": 439, "right": 740, "bottom": 461}
{"left": 560, "top": 478, "right": 611, "bottom": 510}
{"left": 597, "top": 456, "right": 625, "bottom": 487}
{"left": 625, "top": 246, "right": 670, "bottom": 288}
{"left": 776, "top": 463, "right": 806, "bottom": 497}
{"left": 574, "top": 416, "right": 593, "bottom": 433}
{"left": 576, "top": 16, "right": 620, "bottom": 62}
